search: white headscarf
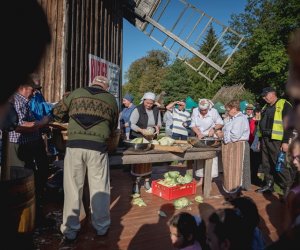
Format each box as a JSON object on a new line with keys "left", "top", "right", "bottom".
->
{"left": 198, "top": 98, "right": 213, "bottom": 110}
{"left": 141, "top": 92, "right": 156, "bottom": 101}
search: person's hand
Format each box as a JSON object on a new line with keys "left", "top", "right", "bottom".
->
{"left": 281, "top": 143, "right": 289, "bottom": 152}
{"left": 154, "top": 125, "right": 160, "bottom": 135}
{"left": 215, "top": 130, "right": 223, "bottom": 139}
{"left": 208, "top": 128, "right": 215, "bottom": 137}
{"left": 196, "top": 133, "right": 204, "bottom": 139}
{"left": 124, "top": 122, "right": 129, "bottom": 128}
{"left": 140, "top": 129, "right": 148, "bottom": 136}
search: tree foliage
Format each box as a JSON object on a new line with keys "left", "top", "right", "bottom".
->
{"left": 225, "top": 0, "right": 300, "bottom": 101}
{"left": 123, "top": 0, "right": 300, "bottom": 105}
{"left": 122, "top": 50, "right": 169, "bottom": 104}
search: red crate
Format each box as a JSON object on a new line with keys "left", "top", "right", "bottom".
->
{"left": 151, "top": 180, "right": 196, "bottom": 201}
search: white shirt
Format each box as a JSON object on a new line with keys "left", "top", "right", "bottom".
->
{"left": 223, "top": 112, "right": 250, "bottom": 144}
{"left": 191, "top": 108, "right": 224, "bottom": 136}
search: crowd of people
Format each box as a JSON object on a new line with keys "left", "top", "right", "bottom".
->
{"left": 1, "top": 0, "right": 300, "bottom": 249}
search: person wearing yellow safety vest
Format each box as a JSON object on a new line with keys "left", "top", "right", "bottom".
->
{"left": 255, "top": 87, "right": 294, "bottom": 199}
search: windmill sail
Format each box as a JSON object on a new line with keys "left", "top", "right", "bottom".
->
{"left": 123, "top": 0, "right": 244, "bottom": 82}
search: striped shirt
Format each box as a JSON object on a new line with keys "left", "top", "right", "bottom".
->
{"left": 9, "top": 93, "right": 40, "bottom": 144}
{"left": 171, "top": 108, "right": 191, "bottom": 136}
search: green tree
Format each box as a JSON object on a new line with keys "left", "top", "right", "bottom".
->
{"left": 122, "top": 50, "right": 169, "bottom": 104}
{"left": 224, "top": 0, "right": 300, "bottom": 100}
{"left": 161, "top": 59, "right": 193, "bottom": 104}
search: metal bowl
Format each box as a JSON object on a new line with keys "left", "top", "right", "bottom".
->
{"left": 123, "top": 141, "right": 152, "bottom": 151}
{"left": 187, "top": 136, "right": 221, "bottom": 148}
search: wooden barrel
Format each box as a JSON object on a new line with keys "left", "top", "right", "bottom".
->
{"left": 131, "top": 163, "right": 152, "bottom": 177}
{"left": 0, "top": 166, "right": 35, "bottom": 243}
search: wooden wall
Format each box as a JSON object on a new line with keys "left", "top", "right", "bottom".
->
{"left": 37, "top": 0, "right": 123, "bottom": 103}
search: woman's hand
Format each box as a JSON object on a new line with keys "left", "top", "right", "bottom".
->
{"left": 154, "top": 125, "right": 160, "bottom": 135}
{"left": 196, "top": 132, "right": 204, "bottom": 139}
{"left": 215, "top": 130, "right": 223, "bottom": 139}
{"left": 208, "top": 128, "right": 215, "bottom": 137}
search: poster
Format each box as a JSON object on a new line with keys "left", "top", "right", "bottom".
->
{"left": 89, "top": 54, "right": 120, "bottom": 99}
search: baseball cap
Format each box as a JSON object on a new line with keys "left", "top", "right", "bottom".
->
{"left": 261, "top": 87, "right": 276, "bottom": 97}
{"left": 92, "top": 75, "right": 109, "bottom": 86}
{"left": 246, "top": 104, "right": 254, "bottom": 110}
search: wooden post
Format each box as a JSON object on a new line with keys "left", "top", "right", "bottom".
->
{"left": 203, "top": 158, "right": 213, "bottom": 198}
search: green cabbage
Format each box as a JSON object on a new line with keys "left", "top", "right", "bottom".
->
{"left": 173, "top": 197, "right": 192, "bottom": 209}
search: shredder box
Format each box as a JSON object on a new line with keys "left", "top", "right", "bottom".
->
{"left": 151, "top": 179, "right": 196, "bottom": 200}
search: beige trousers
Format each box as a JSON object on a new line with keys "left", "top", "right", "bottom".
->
{"left": 60, "top": 147, "right": 110, "bottom": 239}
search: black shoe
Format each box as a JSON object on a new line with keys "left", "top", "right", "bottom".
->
{"left": 61, "top": 235, "right": 77, "bottom": 244}
{"left": 255, "top": 185, "right": 274, "bottom": 193}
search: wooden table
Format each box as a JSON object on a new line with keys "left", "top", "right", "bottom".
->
{"left": 109, "top": 147, "right": 221, "bottom": 198}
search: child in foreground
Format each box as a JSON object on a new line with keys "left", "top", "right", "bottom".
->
{"left": 169, "top": 212, "right": 207, "bottom": 250}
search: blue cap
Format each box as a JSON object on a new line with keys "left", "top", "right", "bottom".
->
{"left": 123, "top": 93, "right": 134, "bottom": 102}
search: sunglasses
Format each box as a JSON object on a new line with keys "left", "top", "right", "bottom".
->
{"left": 291, "top": 155, "right": 300, "bottom": 161}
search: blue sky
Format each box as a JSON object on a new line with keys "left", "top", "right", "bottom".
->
{"left": 122, "top": 0, "right": 248, "bottom": 83}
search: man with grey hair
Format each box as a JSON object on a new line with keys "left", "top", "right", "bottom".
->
{"left": 52, "top": 75, "right": 118, "bottom": 242}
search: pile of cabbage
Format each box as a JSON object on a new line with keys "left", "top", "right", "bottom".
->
{"left": 151, "top": 137, "right": 175, "bottom": 146}
{"left": 158, "top": 171, "right": 193, "bottom": 187}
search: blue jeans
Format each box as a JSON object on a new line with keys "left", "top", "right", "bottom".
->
{"left": 171, "top": 133, "right": 187, "bottom": 140}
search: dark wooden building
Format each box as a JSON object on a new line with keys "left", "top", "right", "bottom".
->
{"left": 37, "top": 0, "right": 123, "bottom": 103}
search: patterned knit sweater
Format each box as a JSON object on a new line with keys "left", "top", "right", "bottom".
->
{"left": 52, "top": 85, "right": 119, "bottom": 152}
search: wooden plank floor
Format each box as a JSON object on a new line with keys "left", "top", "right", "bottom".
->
{"left": 34, "top": 164, "right": 287, "bottom": 250}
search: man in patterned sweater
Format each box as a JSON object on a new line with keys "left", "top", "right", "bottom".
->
{"left": 52, "top": 75, "right": 118, "bottom": 242}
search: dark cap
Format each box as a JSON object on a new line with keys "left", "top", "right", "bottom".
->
{"left": 261, "top": 87, "right": 276, "bottom": 97}
{"left": 123, "top": 93, "right": 134, "bottom": 102}
{"left": 23, "top": 76, "right": 42, "bottom": 89}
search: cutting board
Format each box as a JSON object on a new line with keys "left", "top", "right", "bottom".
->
{"left": 152, "top": 143, "right": 192, "bottom": 153}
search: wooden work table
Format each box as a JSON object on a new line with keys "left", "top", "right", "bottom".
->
{"left": 109, "top": 147, "right": 221, "bottom": 198}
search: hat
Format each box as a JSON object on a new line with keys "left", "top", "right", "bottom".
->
{"left": 123, "top": 93, "right": 134, "bottom": 102}
{"left": 92, "top": 75, "right": 109, "bottom": 86}
{"left": 213, "top": 101, "right": 225, "bottom": 114}
{"left": 246, "top": 104, "right": 254, "bottom": 110}
{"left": 261, "top": 87, "right": 276, "bottom": 97}
{"left": 23, "top": 76, "right": 41, "bottom": 89}
{"left": 198, "top": 99, "right": 210, "bottom": 110}
{"left": 141, "top": 92, "right": 156, "bottom": 101}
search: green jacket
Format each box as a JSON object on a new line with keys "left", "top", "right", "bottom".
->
{"left": 52, "top": 85, "right": 119, "bottom": 151}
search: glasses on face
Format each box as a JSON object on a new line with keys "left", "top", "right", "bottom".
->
{"left": 292, "top": 155, "right": 300, "bottom": 162}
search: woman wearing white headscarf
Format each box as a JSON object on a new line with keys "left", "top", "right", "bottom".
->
{"left": 129, "top": 92, "right": 161, "bottom": 139}
{"left": 129, "top": 92, "right": 162, "bottom": 193}
{"left": 191, "top": 99, "right": 224, "bottom": 187}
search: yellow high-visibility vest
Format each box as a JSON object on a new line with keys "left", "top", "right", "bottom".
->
{"left": 258, "top": 99, "right": 289, "bottom": 141}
